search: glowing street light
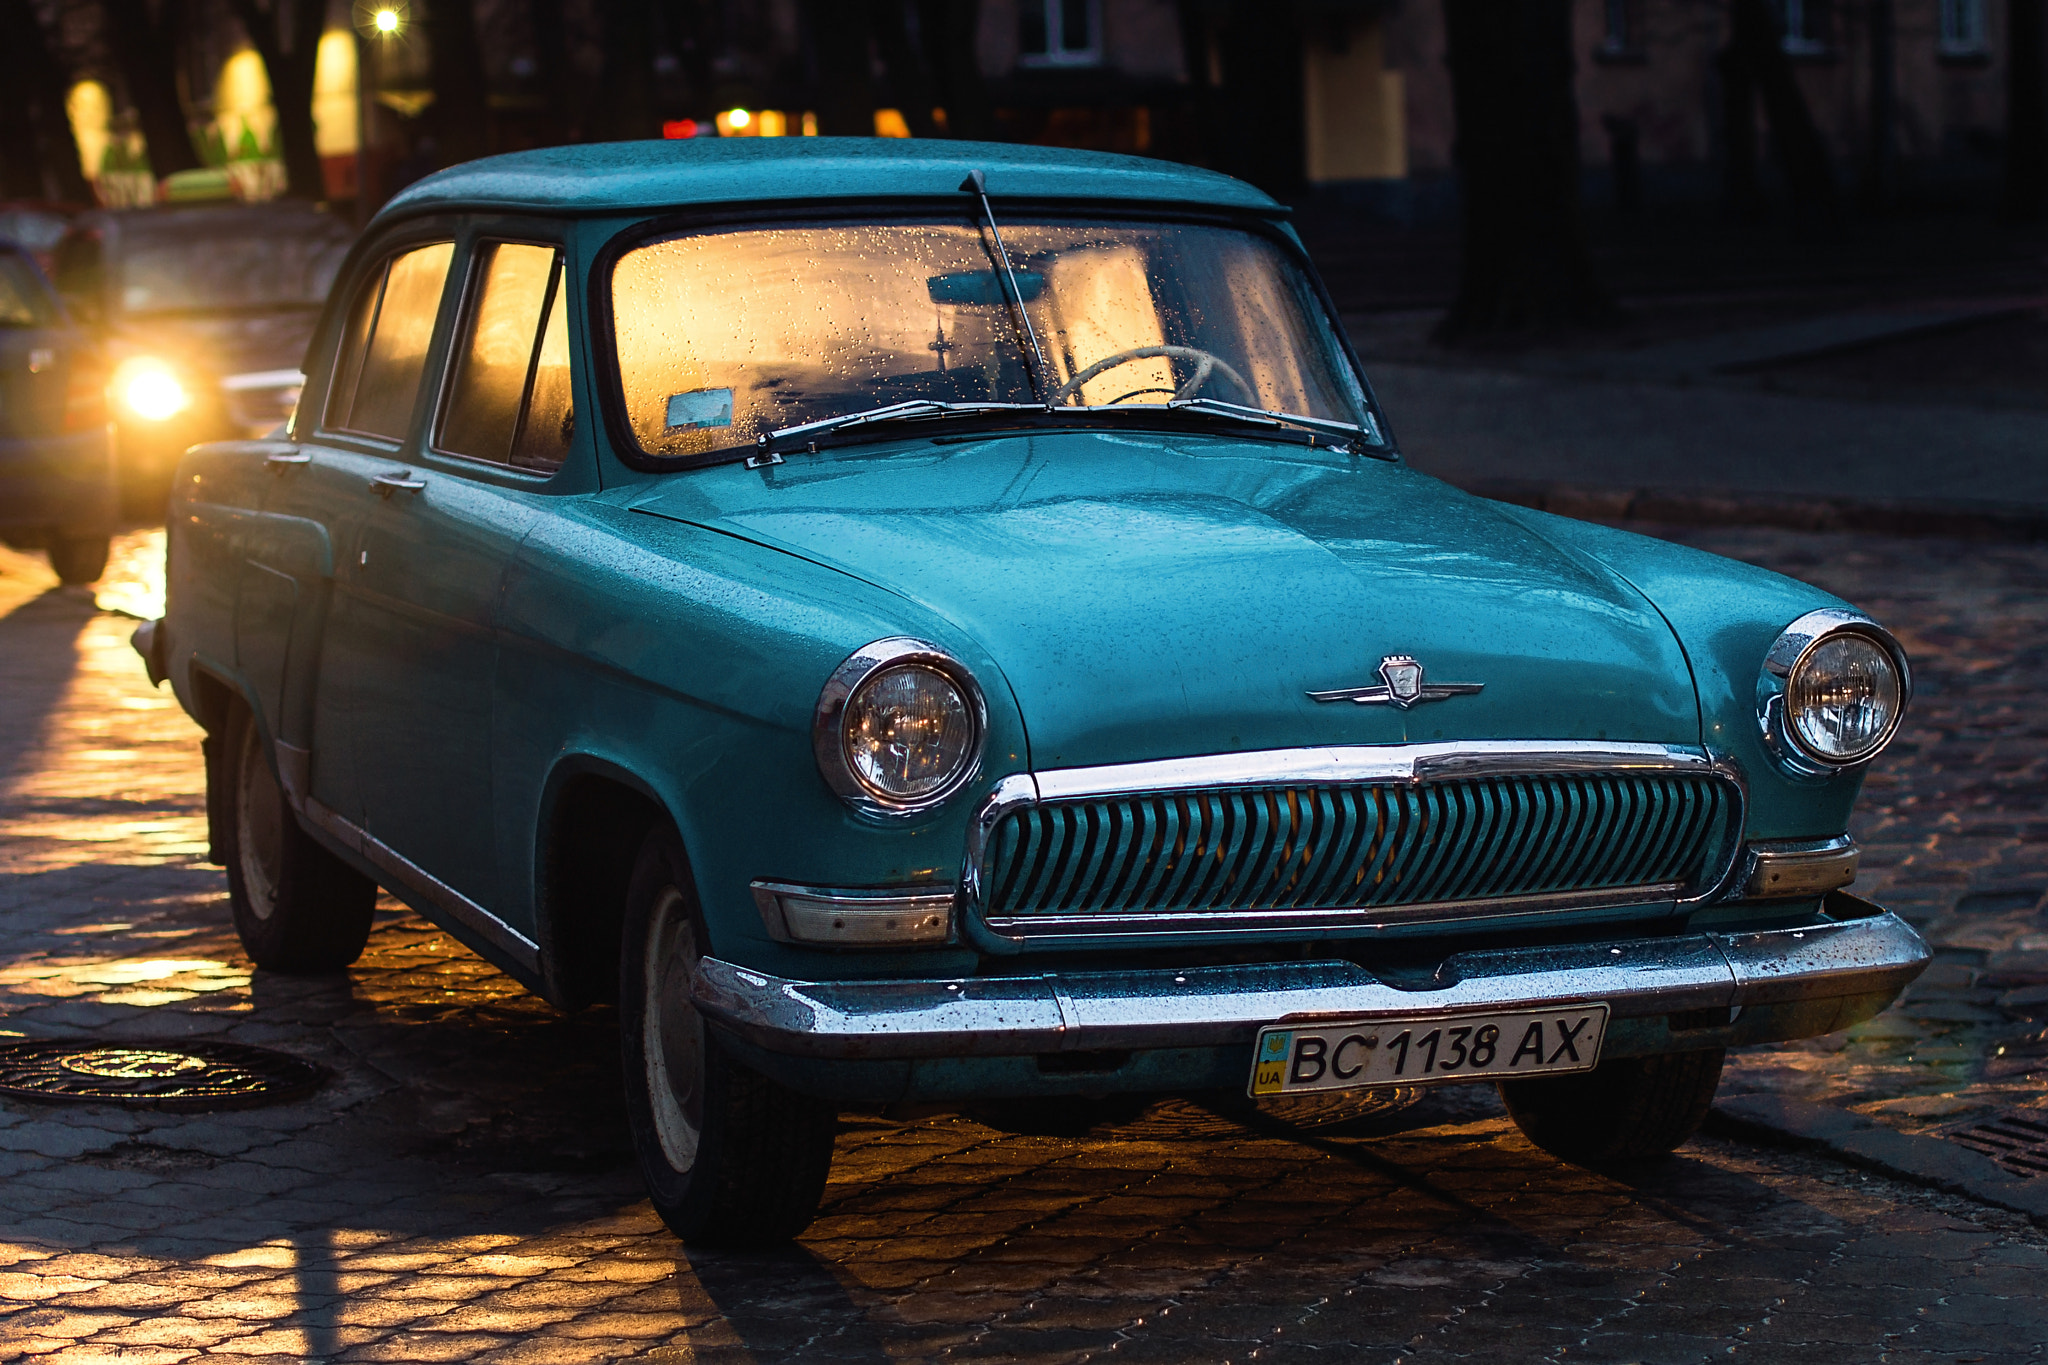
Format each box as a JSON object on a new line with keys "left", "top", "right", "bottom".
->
{"left": 373, "top": 8, "right": 399, "bottom": 32}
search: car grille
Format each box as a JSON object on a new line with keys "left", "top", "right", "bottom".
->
{"left": 977, "top": 771, "right": 1738, "bottom": 934}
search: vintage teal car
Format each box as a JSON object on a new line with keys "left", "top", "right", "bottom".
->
{"left": 138, "top": 139, "right": 1927, "bottom": 1245}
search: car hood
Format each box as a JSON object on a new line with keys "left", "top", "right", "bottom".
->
{"left": 628, "top": 431, "right": 1701, "bottom": 770}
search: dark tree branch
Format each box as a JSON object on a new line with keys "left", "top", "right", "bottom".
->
{"left": 1725, "top": 0, "right": 1839, "bottom": 226}
{"left": 0, "top": 0, "right": 93, "bottom": 200}
{"left": 428, "top": 0, "right": 490, "bottom": 166}
{"left": 101, "top": 0, "right": 203, "bottom": 177}
{"left": 1437, "top": 0, "right": 1611, "bottom": 341}
{"left": 224, "top": 0, "right": 329, "bottom": 199}
{"left": 916, "top": 0, "right": 992, "bottom": 139}
{"left": 2009, "top": 0, "right": 2048, "bottom": 219}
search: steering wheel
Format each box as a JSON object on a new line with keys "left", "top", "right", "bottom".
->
{"left": 1047, "top": 345, "right": 1257, "bottom": 407}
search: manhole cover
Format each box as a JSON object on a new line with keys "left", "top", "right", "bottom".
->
{"left": 1942, "top": 1109, "right": 2048, "bottom": 1178}
{"left": 0, "top": 1040, "right": 324, "bottom": 1111}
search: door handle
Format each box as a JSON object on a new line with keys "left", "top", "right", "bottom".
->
{"left": 264, "top": 451, "right": 311, "bottom": 473}
{"left": 370, "top": 470, "right": 426, "bottom": 498}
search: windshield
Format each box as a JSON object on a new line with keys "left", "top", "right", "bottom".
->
{"left": 611, "top": 218, "right": 1370, "bottom": 457}
{"left": 117, "top": 231, "right": 351, "bottom": 314}
{"left": 0, "top": 255, "right": 58, "bottom": 328}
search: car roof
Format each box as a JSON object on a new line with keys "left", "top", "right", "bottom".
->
{"left": 378, "top": 137, "right": 1283, "bottom": 222}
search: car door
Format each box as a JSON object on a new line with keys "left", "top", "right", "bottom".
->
{"left": 256, "top": 233, "right": 459, "bottom": 838}
{"left": 317, "top": 231, "right": 576, "bottom": 922}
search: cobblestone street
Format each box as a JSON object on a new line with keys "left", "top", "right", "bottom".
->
{"left": 2, "top": 525, "right": 2047, "bottom": 1364}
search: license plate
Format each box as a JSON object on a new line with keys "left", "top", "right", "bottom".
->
{"left": 1249, "top": 1004, "right": 1611, "bottom": 1096}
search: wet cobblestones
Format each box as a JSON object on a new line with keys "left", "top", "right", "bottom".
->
{"left": 1, "top": 526, "right": 2046, "bottom": 1362}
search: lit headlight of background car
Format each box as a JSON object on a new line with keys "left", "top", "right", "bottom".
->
{"left": 815, "top": 637, "right": 986, "bottom": 818}
{"left": 111, "top": 357, "right": 190, "bottom": 422}
{"left": 1758, "top": 609, "right": 1911, "bottom": 776}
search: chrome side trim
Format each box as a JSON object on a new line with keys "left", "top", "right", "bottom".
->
{"left": 750, "top": 879, "right": 954, "bottom": 946}
{"left": 959, "top": 741, "right": 1750, "bottom": 943}
{"left": 1739, "top": 835, "right": 1859, "bottom": 899}
{"left": 297, "top": 795, "right": 540, "bottom": 973}
{"left": 273, "top": 741, "right": 311, "bottom": 805}
{"left": 690, "top": 908, "right": 1930, "bottom": 1060}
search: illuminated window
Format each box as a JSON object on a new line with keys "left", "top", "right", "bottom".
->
{"left": 1938, "top": 0, "right": 1985, "bottom": 55}
{"left": 1019, "top": 0, "right": 1101, "bottom": 68}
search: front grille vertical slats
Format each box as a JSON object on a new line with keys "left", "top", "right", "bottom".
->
{"left": 981, "top": 770, "right": 1739, "bottom": 926}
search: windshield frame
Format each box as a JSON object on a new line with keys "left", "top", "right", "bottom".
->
{"left": 588, "top": 200, "right": 1394, "bottom": 474}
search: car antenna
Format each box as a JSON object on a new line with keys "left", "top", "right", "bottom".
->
{"left": 960, "top": 169, "right": 1054, "bottom": 410}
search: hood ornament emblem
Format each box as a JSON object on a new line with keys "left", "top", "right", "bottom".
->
{"left": 1309, "top": 655, "right": 1485, "bottom": 710}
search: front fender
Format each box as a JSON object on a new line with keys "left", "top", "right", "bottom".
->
{"left": 1498, "top": 505, "right": 1869, "bottom": 839}
{"left": 494, "top": 498, "right": 1019, "bottom": 981}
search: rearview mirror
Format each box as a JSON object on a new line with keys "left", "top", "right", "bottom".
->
{"left": 927, "top": 269, "right": 1044, "bottom": 306}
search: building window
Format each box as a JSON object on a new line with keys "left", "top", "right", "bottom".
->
{"left": 1019, "top": 0, "right": 1102, "bottom": 68}
{"left": 1776, "top": 0, "right": 1830, "bottom": 56}
{"left": 1596, "top": 0, "right": 1644, "bottom": 60}
{"left": 1938, "top": 0, "right": 1986, "bottom": 55}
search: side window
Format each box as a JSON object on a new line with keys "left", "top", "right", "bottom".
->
{"left": 438, "top": 241, "right": 575, "bottom": 473}
{"left": 324, "top": 241, "right": 455, "bottom": 441}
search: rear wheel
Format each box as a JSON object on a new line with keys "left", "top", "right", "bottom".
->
{"left": 619, "top": 825, "right": 838, "bottom": 1246}
{"left": 48, "top": 535, "right": 109, "bottom": 586}
{"left": 218, "top": 706, "right": 376, "bottom": 972}
{"left": 1499, "top": 1048, "right": 1725, "bottom": 1167}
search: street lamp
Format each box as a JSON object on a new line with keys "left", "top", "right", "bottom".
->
{"left": 352, "top": 0, "right": 407, "bottom": 38}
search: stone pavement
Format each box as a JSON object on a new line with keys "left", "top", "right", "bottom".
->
{"left": 2, "top": 528, "right": 2048, "bottom": 1363}
{"left": 1357, "top": 317, "right": 2048, "bottom": 518}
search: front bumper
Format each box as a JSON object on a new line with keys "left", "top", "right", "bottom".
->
{"left": 693, "top": 895, "right": 1928, "bottom": 1102}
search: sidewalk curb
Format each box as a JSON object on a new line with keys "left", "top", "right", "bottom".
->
{"left": 1706, "top": 1094, "right": 2048, "bottom": 1223}
{"left": 1463, "top": 479, "right": 2048, "bottom": 543}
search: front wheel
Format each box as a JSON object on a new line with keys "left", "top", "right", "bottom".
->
{"left": 1499, "top": 1048, "right": 1725, "bottom": 1167}
{"left": 619, "top": 825, "right": 838, "bottom": 1246}
{"left": 48, "top": 535, "right": 110, "bottom": 586}
{"left": 218, "top": 706, "right": 377, "bottom": 972}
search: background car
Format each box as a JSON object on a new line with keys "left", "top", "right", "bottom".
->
{"left": 143, "top": 139, "right": 1928, "bottom": 1248}
{"left": 0, "top": 200, "right": 85, "bottom": 278}
{"left": 51, "top": 202, "right": 354, "bottom": 517}
{"left": 0, "top": 241, "right": 113, "bottom": 585}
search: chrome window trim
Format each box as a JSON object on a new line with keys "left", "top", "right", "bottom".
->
{"left": 958, "top": 740, "right": 1750, "bottom": 949}
{"left": 1756, "top": 609, "right": 1912, "bottom": 777}
{"left": 813, "top": 636, "right": 989, "bottom": 821}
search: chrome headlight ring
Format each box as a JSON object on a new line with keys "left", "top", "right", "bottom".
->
{"left": 1757, "top": 608, "right": 1911, "bottom": 779}
{"left": 814, "top": 636, "right": 988, "bottom": 820}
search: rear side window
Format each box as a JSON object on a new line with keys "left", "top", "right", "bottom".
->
{"left": 437, "top": 241, "right": 574, "bottom": 472}
{"left": 325, "top": 241, "right": 454, "bottom": 440}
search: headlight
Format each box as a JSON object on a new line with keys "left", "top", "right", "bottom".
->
{"left": 815, "top": 638, "right": 985, "bottom": 817}
{"left": 1759, "top": 610, "right": 1909, "bottom": 774}
{"left": 114, "top": 360, "right": 189, "bottom": 421}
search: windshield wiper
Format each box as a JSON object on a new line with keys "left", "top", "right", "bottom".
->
{"left": 1159, "top": 398, "right": 1387, "bottom": 451}
{"left": 757, "top": 400, "right": 1047, "bottom": 456}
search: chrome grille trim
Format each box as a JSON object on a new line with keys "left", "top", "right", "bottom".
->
{"left": 959, "top": 742, "right": 1747, "bottom": 949}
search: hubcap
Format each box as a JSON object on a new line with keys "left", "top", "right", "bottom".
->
{"left": 643, "top": 885, "right": 704, "bottom": 1172}
{"left": 235, "top": 728, "right": 285, "bottom": 922}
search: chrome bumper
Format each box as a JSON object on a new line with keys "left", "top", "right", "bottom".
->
{"left": 693, "top": 903, "right": 1929, "bottom": 1061}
